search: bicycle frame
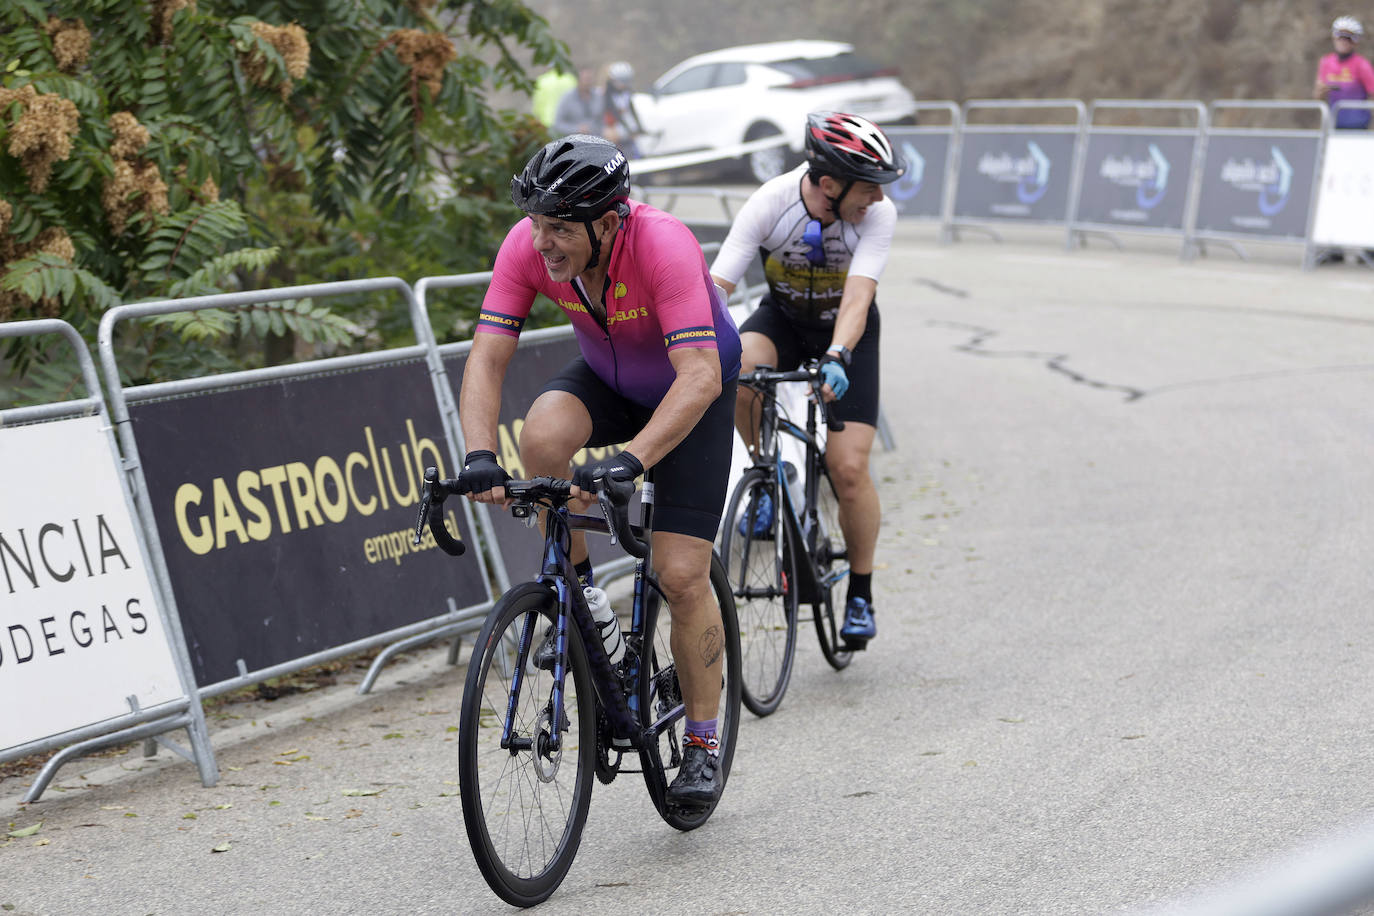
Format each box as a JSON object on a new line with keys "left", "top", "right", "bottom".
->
{"left": 749, "top": 374, "right": 845, "bottom": 605}
{"left": 500, "top": 481, "right": 678, "bottom": 755}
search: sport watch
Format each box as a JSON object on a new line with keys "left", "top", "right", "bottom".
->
{"left": 825, "top": 344, "right": 852, "bottom": 366}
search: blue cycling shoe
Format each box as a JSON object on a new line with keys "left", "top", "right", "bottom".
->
{"left": 738, "top": 489, "right": 773, "bottom": 538}
{"left": 840, "top": 596, "right": 876, "bottom": 647}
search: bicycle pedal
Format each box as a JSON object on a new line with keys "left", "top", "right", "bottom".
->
{"left": 841, "top": 636, "right": 869, "bottom": 652}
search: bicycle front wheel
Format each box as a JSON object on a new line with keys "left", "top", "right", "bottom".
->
{"left": 638, "top": 553, "right": 741, "bottom": 831}
{"left": 720, "top": 467, "right": 799, "bottom": 716}
{"left": 458, "top": 582, "right": 595, "bottom": 907}
{"left": 810, "top": 460, "right": 853, "bottom": 671}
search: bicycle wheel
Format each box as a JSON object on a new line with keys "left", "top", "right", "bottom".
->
{"left": 719, "top": 467, "right": 799, "bottom": 716}
{"left": 637, "top": 553, "right": 741, "bottom": 830}
{"left": 810, "top": 460, "right": 853, "bottom": 671}
{"left": 459, "top": 582, "right": 595, "bottom": 907}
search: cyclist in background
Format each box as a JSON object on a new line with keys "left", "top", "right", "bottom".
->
{"left": 458, "top": 134, "right": 742, "bottom": 808}
{"left": 710, "top": 111, "right": 905, "bottom": 650}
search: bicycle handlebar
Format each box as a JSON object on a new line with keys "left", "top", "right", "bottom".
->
{"left": 740, "top": 360, "right": 846, "bottom": 433}
{"left": 412, "top": 467, "right": 648, "bottom": 560}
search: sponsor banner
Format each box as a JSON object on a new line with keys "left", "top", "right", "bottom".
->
{"left": 1075, "top": 132, "right": 1197, "bottom": 230}
{"left": 443, "top": 335, "right": 641, "bottom": 579}
{"left": 954, "top": 130, "right": 1078, "bottom": 222}
{"left": 130, "top": 359, "right": 485, "bottom": 687}
{"left": 1194, "top": 134, "right": 1319, "bottom": 239}
{"left": 2, "top": 416, "right": 184, "bottom": 751}
{"left": 884, "top": 128, "right": 952, "bottom": 219}
{"left": 1311, "top": 133, "right": 1374, "bottom": 247}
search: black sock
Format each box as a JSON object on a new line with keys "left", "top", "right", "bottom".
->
{"left": 848, "top": 573, "right": 872, "bottom": 604}
{"left": 574, "top": 558, "right": 593, "bottom": 587}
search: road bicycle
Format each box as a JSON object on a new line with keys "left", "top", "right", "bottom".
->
{"left": 415, "top": 467, "right": 741, "bottom": 907}
{"left": 719, "top": 360, "right": 852, "bottom": 717}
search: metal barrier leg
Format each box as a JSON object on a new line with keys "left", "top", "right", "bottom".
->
{"left": 23, "top": 713, "right": 195, "bottom": 803}
{"left": 876, "top": 408, "right": 897, "bottom": 452}
{"left": 356, "top": 618, "right": 476, "bottom": 694}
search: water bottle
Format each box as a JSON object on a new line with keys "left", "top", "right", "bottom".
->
{"left": 585, "top": 586, "right": 625, "bottom": 665}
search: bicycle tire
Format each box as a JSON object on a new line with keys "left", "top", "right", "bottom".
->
{"left": 810, "top": 460, "right": 853, "bottom": 671}
{"left": 719, "top": 467, "right": 799, "bottom": 716}
{"left": 459, "top": 581, "right": 595, "bottom": 907}
{"left": 637, "top": 553, "right": 742, "bottom": 830}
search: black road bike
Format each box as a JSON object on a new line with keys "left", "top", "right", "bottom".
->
{"left": 415, "top": 468, "right": 741, "bottom": 907}
{"left": 719, "top": 361, "right": 852, "bottom": 717}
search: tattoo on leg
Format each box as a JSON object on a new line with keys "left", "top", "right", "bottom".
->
{"left": 698, "top": 626, "right": 723, "bottom": 667}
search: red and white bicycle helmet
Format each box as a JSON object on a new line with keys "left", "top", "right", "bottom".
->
{"left": 804, "top": 111, "right": 906, "bottom": 185}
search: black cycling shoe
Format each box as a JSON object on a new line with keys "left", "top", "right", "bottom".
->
{"left": 665, "top": 740, "right": 722, "bottom": 809}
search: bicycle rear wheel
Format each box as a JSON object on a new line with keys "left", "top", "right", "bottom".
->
{"left": 638, "top": 553, "right": 741, "bottom": 830}
{"left": 458, "top": 582, "right": 595, "bottom": 907}
{"left": 810, "top": 460, "right": 853, "bottom": 671}
{"left": 719, "top": 467, "right": 799, "bottom": 717}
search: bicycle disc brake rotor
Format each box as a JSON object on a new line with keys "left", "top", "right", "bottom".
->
{"left": 532, "top": 707, "right": 562, "bottom": 783}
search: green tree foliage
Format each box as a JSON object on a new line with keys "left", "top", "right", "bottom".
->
{"left": 0, "top": 0, "right": 567, "bottom": 400}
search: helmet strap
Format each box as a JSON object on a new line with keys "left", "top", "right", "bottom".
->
{"left": 583, "top": 220, "right": 602, "bottom": 272}
{"left": 825, "top": 179, "right": 856, "bottom": 219}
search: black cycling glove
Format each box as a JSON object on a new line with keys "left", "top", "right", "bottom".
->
{"left": 572, "top": 449, "right": 643, "bottom": 493}
{"left": 459, "top": 449, "right": 510, "bottom": 494}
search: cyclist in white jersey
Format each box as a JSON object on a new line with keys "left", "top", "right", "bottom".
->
{"left": 710, "top": 111, "right": 905, "bottom": 648}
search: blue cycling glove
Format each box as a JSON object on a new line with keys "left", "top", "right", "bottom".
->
{"left": 820, "top": 356, "right": 849, "bottom": 400}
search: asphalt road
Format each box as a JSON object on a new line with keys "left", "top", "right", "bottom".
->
{"left": 5, "top": 222, "right": 1374, "bottom": 915}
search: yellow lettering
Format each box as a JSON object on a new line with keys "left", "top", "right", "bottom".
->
{"left": 236, "top": 470, "right": 272, "bottom": 541}
{"left": 315, "top": 457, "right": 348, "bottom": 524}
{"left": 259, "top": 465, "right": 293, "bottom": 534}
{"left": 212, "top": 477, "right": 249, "bottom": 549}
{"left": 174, "top": 483, "right": 213, "bottom": 556}
{"left": 285, "top": 462, "right": 324, "bottom": 529}
{"left": 380, "top": 445, "right": 418, "bottom": 507}
{"left": 364, "top": 426, "right": 390, "bottom": 511}
{"left": 498, "top": 423, "right": 524, "bottom": 478}
{"left": 345, "top": 451, "right": 376, "bottom": 516}
{"left": 407, "top": 419, "right": 446, "bottom": 482}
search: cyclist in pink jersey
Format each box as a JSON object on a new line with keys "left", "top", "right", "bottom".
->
{"left": 459, "top": 134, "right": 741, "bottom": 808}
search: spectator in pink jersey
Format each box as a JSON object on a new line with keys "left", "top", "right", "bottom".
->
{"left": 1313, "top": 16, "right": 1374, "bottom": 264}
{"left": 1314, "top": 16, "right": 1374, "bottom": 129}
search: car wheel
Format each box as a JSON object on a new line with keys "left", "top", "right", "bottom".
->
{"left": 743, "top": 123, "right": 787, "bottom": 184}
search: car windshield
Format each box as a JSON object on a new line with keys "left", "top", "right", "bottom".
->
{"left": 769, "top": 52, "right": 887, "bottom": 81}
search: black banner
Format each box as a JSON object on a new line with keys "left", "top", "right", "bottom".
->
{"left": 884, "top": 128, "right": 952, "bottom": 219}
{"left": 954, "top": 130, "right": 1078, "bottom": 222}
{"left": 443, "top": 335, "right": 638, "bottom": 583}
{"left": 131, "top": 359, "right": 486, "bottom": 686}
{"left": 1194, "top": 133, "right": 1320, "bottom": 240}
{"left": 1074, "top": 132, "right": 1197, "bottom": 230}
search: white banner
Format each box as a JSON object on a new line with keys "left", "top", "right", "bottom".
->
{"left": 1311, "top": 133, "right": 1374, "bottom": 247}
{"left": 1, "top": 416, "right": 184, "bottom": 751}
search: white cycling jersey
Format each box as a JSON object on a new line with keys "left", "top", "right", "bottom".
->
{"left": 710, "top": 163, "right": 896, "bottom": 328}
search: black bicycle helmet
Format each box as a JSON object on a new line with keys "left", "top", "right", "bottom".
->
{"left": 510, "top": 134, "right": 630, "bottom": 271}
{"left": 805, "top": 111, "right": 905, "bottom": 185}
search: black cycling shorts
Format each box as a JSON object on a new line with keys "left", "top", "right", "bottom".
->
{"left": 541, "top": 357, "right": 738, "bottom": 542}
{"left": 738, "top": 297, "right": 881, "bottom": 426}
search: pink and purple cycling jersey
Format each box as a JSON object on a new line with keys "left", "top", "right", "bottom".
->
{"left": 1318, "top": 52, "right": 1374, "bottom": 128}
{"left": 477, "top": 200, "right": 741, "bottom": 408}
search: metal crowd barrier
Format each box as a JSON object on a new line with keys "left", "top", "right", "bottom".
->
{"left": 1066, "top": 100, "right": 1208, "bottom": 252}
{"left": 1187, "top": 100, "right": 1329, "bottom": 267}
{"left": 1, "top": 318, "right": 218, "bottom": 802}
{"left": 96, "top": 279, "right": 495, "bottom": 703}
{"left": 885, "top": 101, "right": 962, "bottom": 242}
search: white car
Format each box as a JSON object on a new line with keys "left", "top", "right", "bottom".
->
{"left": 631, "top": 39, "right": 917, "bottom": 183}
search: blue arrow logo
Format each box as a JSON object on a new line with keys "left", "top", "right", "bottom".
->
{"left": 1016, "top": 141, "right": 1051, "bottom": 204}
{"left": 1136, "top": 143, "right": 1169, "bottom": 210}
{"left": 1258, "top": 145, "right": 1292, "bottom": 216}
{"left": 889, "top": 141, "right": 924, "bottom": 201}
